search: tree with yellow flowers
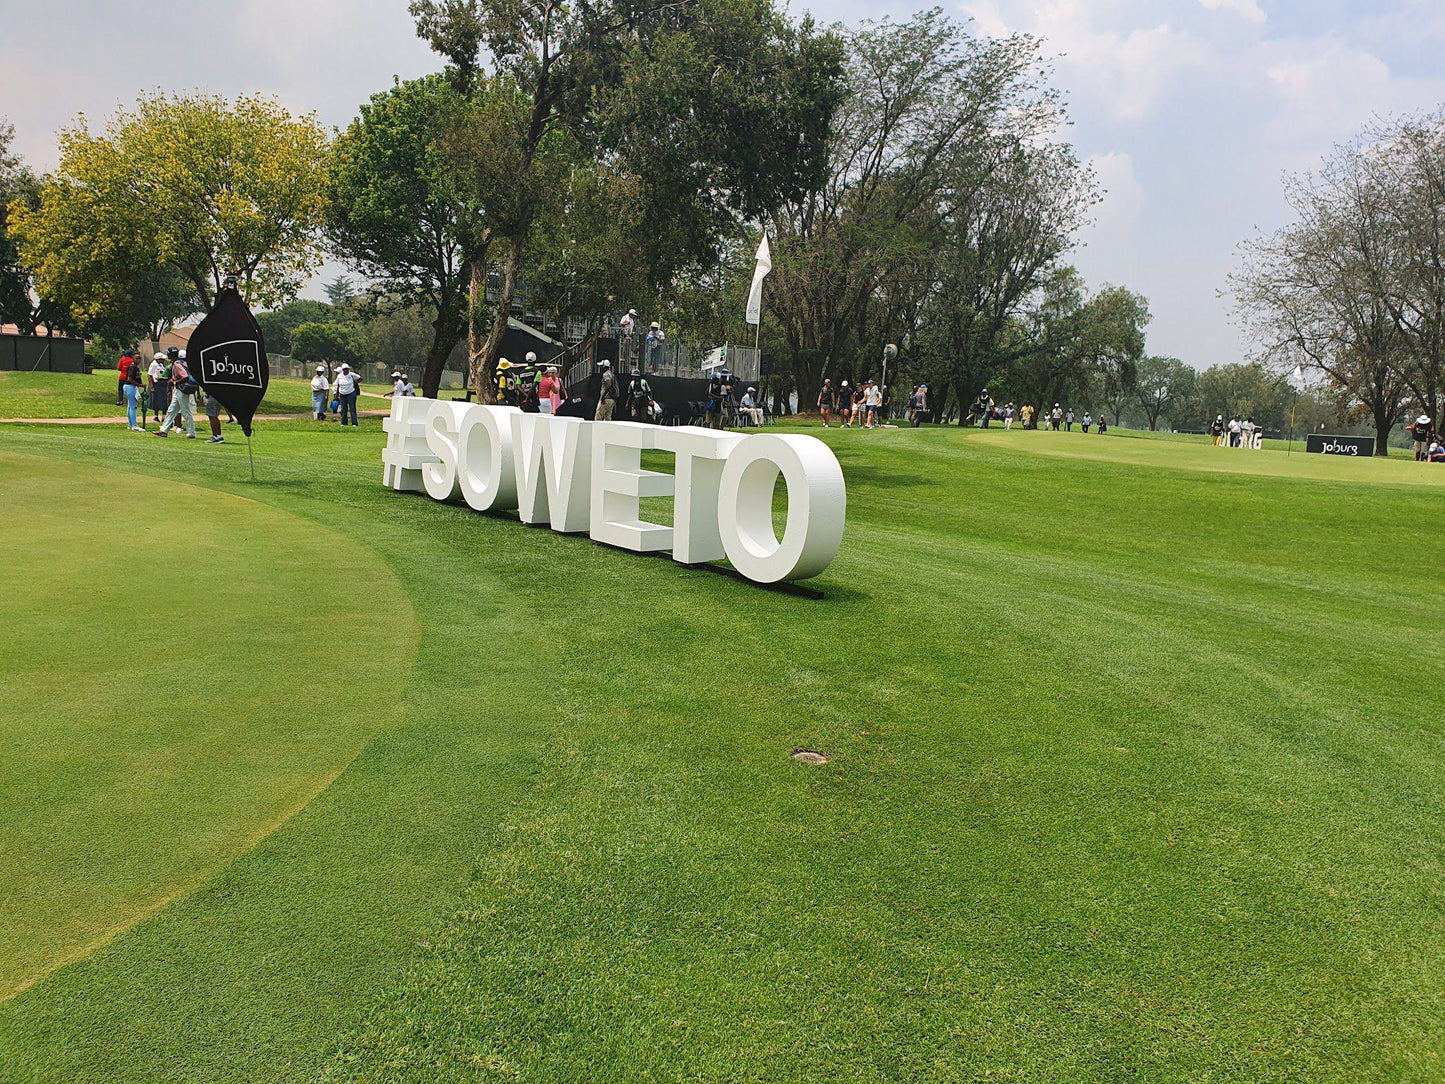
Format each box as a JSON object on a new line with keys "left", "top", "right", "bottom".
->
{"left": 10, "top": 93, "right": 329, "bottom": 334}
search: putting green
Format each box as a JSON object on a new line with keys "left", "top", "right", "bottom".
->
{"left": 0, "top": 451, "right": 418, "bottom": 999}
{"left": 972, "top": 425, "right": 1445, "bottom": 485}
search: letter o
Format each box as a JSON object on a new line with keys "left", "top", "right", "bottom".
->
{"left": 717, "top": 434, "right": 845, "bottom": 583}
{"left": 458, "top": 406, "right": 517, "bottom": 512}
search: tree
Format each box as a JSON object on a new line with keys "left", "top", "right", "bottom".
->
{"left": 1232, "top": 132, "right": 1410, "bottom": 454}
{"left": 1131, "top": 355, "right": 1195, "bottom": 431}
{"left": 11, "top": 93, "right": 329, "bottom": 327}
{"left": 411, "top": 0, "right": 844, "bottom": 399}
{"left": 324, "top": 276, "right": 357, "bottom": 307}
{"left": 1004, "top": 268, "right": 1149, "bottom": 419}
{"left": 329, "top": 75, "right": 487, "bottom": 397}
{"left": 0, "top": 119, "right": 67, "bottom": 335}
{"left": 766, "top": 11, "right": 1088, "bottom": 415}
{"left": 290, "top": 322, "right": 365, "bottom": 367}
{"left": 1195, "top": 362, "right": 1293, "bottom": 432}
{"left": 256, "top": 299, "right": 336, "bottom": 356}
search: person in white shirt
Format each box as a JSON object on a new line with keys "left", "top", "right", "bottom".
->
{"left": 619, "top": 309, "right": 636, "bottom": 336}
{"left": 864, "top": 381, "right": 882, "bottom": 428}
{"left": 740, "top": 387, "right": 764, "bottom": 426}
{"left": 333, "top": 363, "right": 362, "bottom": 426}
{"left": 1004, "top": 403, "right": 1015, "bottom": 430}
{"left": 147, "top": 354, "right": 169, "bottom": 423}
{"left": 390, "top": 370, "right": 415, "bottom": 397}
{"left": 310, "top": 365, "right": 329, "bottom": 420}
{"left": 1228, "top": 416, "right": 1242, "bottom": 446}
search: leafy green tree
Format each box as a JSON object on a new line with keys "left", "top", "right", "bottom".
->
{"left": 11, "top": 93, "right": 329, "bottom": 321}
{"left": 1005, "top": 268, "right": 1149, "bottom": 419}
{"left": 411, "top": 0, "right": 844, "bottom": 399}
{"left": 256, "top": 299, "right": 335, "bottom": 355}
{"left": 290, "top": 322, "right": 365, "bottom": 367}
{"left": 324, "top": 276, "right": 357, "bottom": 307}
{"left": 1195, "top": 362, "right": 1293, "bottom": 432}
{"left": 0, "top": 119, "right": 67, "bottom": 334}
{"left": 1131, "top": 355, "right": 1196, "bottom": 431}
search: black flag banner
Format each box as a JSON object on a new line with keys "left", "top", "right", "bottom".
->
{"left": 189, "top": 282, "right": 269, "bottom": 437}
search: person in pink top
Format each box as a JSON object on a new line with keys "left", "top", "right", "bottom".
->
{"left": 536, "top": 357, "right": 562, "bottom": 414}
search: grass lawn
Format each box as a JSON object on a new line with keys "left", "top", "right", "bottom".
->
{"left": 1, "top": 414, "right": 1443, "bottom": 1082}
{"left": 0, "top": 370, "right": 386, "bottom": 420}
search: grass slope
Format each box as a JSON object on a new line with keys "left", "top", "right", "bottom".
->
{"left": 0, "top": 451, "right": 418, "bottom": 999}
{"left": 1, "top": 418, "right": 1443, "bottom": 1082}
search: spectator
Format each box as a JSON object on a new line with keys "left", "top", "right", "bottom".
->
{"left": 1020, "top": 403, "right": 1034, "bottom": 429}
{"left": 1081, "top": 410, "right": 1092, "bottom": 433}
{"left": 850, "top": 382, "right": 866, "bottom": 427}
{"left": 495, "top": 358, "right": 516, "bottom": 405}
{"left": 619, "top": 308, "right": 636, "bottom": 337}
{"left": 1228, "top": 416, "right": 1242, "bottom": 447}
{"left": 121, "top": 353, "right": 143, "bottom": 431}
{"left": 740, "top": 386, "right": 764, "bottom": 426}
{"left": 974, "top": 388, "right": 993, "bottom": 428}
{"left": 333, "top": 362, "right": 361, "bottom": 426}
{"left": 1003, "top": 402, "right": 1015, "bottom": 430}
{"left": 646, "top": 321, "right": 666, "bottom": 371}
{"left": 536, "top": 363, "right": 559, "bottom": 415}
{"left": 310, "top": 365, "right": 330, "bottom": 419}
{"left": 865, "top": 380, "right": 883, "bottom": 428}
{"left": 625, "top": 368, "right": 653, "bottom": 423}
{"left": 595, "top": 360, "right": 618, "bottom": 420}
{"left": 154, "top": 351, "right": 198, "bottom": 438}
{"left": 203, "top": 390, "right": 226, "bottom": 444}
{"left": 116, "top": 349, "right": 138, "bottom": 406}
{"left": 1209, "top": 414, "right": 1225, "bottom": 446}
{"left": 1097, "top": 412, "right": 1109, "bottom": 434}
{"left": 881, "top": 384, "right": 893, "bottom": 422}
{"left": 817, "top": 378, "right": 836, "bottom": 427}
{"left": 1430, "top": 439, "right": 1445, "bottom": 463}
{"left": 910, "top": 384, "right": 928, "bottom": 427}
{"left": 837, "top": 381, "right": 852, "bottom": 427}
{"left": 1065, "top": 408, "right": 1076, "bottom": 431}
{"left": 1050, "top": 403, "right": 1063, "bottom": 430}
{"left": 1242, "top": 416, "right": 1257, "bottom": 448}
{"left": 148, "top": 350, "right": 171, "bottom": 425}
{"left": 1409, "top": 413, "right": 1434, "bottom": 460}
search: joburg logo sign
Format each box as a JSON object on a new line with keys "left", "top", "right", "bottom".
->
{"left": 382, "top": 396, "right": 846, "bottom": 583}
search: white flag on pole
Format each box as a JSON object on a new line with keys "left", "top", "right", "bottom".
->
{"left": 745, "top": 233, "right": 771, "bottom": 326}
{"left": 1290, "top": 364, "right": 1305, "bottom": 390}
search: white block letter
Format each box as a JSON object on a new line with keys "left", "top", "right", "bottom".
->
{"left": 717, "top": 434, "right": 845, "bottom": 583}
{"left": 382, "top": 395, "right": 437, "bottom": 492}
{"left": 655, "top": 425, "right": 744, "bottom": 564}
{"left": 458, "top": 405, "right": 518, "bottom": 512}
{"left": 512, "top": 414, "right": 592, "bottom": 532}
{"left": 422, "top": 400, "right": 469, "bottom": 501}
{"left": 590, "top": 422, "right": 674, "bottom": 552}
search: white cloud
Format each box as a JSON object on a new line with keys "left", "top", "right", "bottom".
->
{"left": 1198, "top": 0, "right": 1266, "bottom": 24}
{"left": 961, "top": 2, "right": 1210, "bottom": 121}
{"left": 1086, "top": 151, "right": 1146, "bottom": 234}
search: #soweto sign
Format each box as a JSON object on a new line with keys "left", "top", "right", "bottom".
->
{"left": 382, "top": 396, "right": 846, "bottom": 583}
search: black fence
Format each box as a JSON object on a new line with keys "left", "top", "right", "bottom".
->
{"left": 0, "top": 335, "right": 87, "bottom": 373}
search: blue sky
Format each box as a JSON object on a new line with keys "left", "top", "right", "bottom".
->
{"left": 4, "top": 0, "right": 1444, "bottom": 365}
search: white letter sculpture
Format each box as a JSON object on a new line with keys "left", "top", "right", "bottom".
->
{"left": 382, "top": 396, "right": 845, "bottom": 584}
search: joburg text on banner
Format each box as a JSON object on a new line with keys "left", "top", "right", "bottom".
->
{"left": 382, "top": 395, "right": 845, "bottom": 584}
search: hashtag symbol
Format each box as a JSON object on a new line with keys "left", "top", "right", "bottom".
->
{"left": 382, "top": 396, "right": 436, "bottom": 492}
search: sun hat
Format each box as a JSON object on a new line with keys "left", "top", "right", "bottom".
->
{"left": 498, "top": 358, "right": 511, "bottom": 369}
{"left": 316, "top": 364, "right": 326, "bottom": 372}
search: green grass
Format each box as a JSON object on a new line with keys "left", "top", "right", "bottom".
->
{"left": 1, "top": 414, "right": 1444, "bottom": 1082}
{"left": 0, "top": 371, "right": 374, "bottom": 419}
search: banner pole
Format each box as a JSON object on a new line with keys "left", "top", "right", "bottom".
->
{"left": 247, "top": 431, "right": 256, "bottom": 482}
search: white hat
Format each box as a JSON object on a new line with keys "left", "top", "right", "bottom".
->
{"left": 339, "top": 363, "right": 350, "bottom": 370}
{"left": 316, "top": 364, "right": 326, "bottom": 372}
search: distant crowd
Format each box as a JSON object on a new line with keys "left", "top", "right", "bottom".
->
{"left": 1207, "top": 415, "right": 1264, "bottom": 448}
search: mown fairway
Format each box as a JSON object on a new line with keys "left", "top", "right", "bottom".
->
{"left": 1, "top": 411, "right": 1443, "bottom": 1083}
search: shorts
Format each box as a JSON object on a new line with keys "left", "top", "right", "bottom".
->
{"left": 205, "top": 396, "right": 222, "bottom": 418}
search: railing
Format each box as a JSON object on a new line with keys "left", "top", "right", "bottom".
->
{"left": 565, "top": 337, "right": 759, "bottom": 392}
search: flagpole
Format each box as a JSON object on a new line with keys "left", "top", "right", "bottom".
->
{"left": 1288, "top": 386, "right": 1297, "bottom": 457}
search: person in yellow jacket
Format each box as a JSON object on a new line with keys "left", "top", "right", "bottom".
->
{"left": 495, "top": 358, "right": 516, "bottom": 405}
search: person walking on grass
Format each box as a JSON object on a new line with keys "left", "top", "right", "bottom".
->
{"left": 1050, "top": 403, "right": 1063, "bottom": 430}
{"left": 1082, "top": 410, "right": 1092, "bottom": 434}
{"left": 1210, "top": 414, "right": 1225, "bottom": 446}
{"left": 122, "top": 353, "right": 143, "bottom": 430}
{"left": 310, "top": 365, "right": 329, "bottom": 419}
{"left": 1228, "top": 416, "right": 1242, "bottom": 447}
{"left": 837, "top": 381, "right": 852, "bottom": 427}
{"left": 818, "top": 378, "right": 836, "bottom": 427}
{"left": 148, "top": 350, "right": 171, "bottom": 424}
{"left": 1097, "top": 412, "right": 1109, "bottom": 434}
{"left": 203, "top": 392, "right": 226, "bottom": 444}
{"left": 154, "top": 351, "right": 198, "bottom": 438}
{"left": 910, "top": 384, "right": 928, "bottom": 427}
{"left": 333, "top": 363, "right": 361, "bottom": 426}
{"left": 1065, "top": 408, "right": 1075, "bottom": 431}
{"left": 595, "top": 361, "right": 618, "bottom": 421}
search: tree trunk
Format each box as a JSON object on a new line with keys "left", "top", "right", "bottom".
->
{"left": 466, "top": 258, "right": 487, "bottom": 401}
{"left": 421, "top": 308, "right": 465, "bottom": 399}
{"left": 1372, "top": 400, "right": 1394, "bottom": 456}
{"left": 473, "top": 238, "right": 521, "bottom": 404}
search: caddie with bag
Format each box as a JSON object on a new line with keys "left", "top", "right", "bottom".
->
{"left": 155, "top": 350, "right": 199, "bottom": 438}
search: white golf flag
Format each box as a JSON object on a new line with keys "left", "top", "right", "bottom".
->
{"left": 745, "top": 233, "right": 771, "bottom": 326}
{"left": 1290, "top": 364, "right": 1305, "bottom": 390}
